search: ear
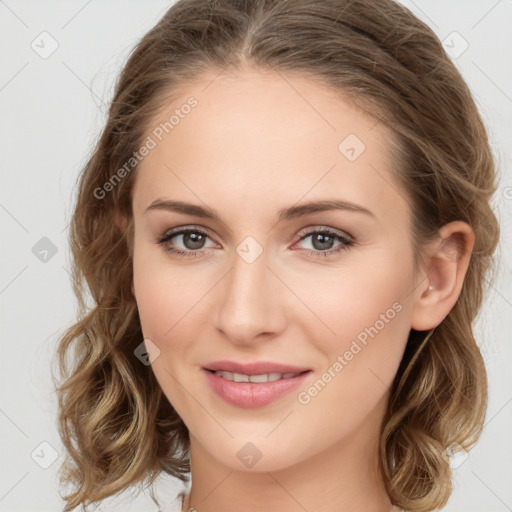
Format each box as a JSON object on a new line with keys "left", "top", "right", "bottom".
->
{"left": 114, "top": 211, "right": 135, "bottom": 297}
{"left": 114, "top": 210, "right": 128, "bottom": 234}
{"left": 411, "top": 221, "right": 475, "bottom": 331}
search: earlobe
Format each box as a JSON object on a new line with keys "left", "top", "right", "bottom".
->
{"left": 114, "top": 211, "right": 128, "bottom": 234}
{"left": 411, "top": 221, "right": 475, "bottom": 331}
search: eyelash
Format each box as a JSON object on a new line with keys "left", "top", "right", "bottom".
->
{"left": 156, "top": 226, "right": 355, "bottom": 259}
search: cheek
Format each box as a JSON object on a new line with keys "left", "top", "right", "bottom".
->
{"left": 132, "top": 266, "right": 173, "bottom": 341}
{"left": 299, "top": 250, "right": 414, "bottom": 401}
{"left": 132, "top": 253, "right": 199, "bottom": 407}
{"left": 132, "top": 241, "right": 206, "bottom": 340}
{"left": 305, "top": 254, "right": 413, "bottom": 349}
{"left": 294, "top": 289, "right": 411, "bottom": 449}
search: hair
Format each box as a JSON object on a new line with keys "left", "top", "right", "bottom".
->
{"left": 53, "top": 0, "right": 500, "bottom": 510}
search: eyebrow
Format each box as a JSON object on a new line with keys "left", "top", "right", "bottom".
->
{"left": 145, "top": 198, "right": 375, "bottom": 223}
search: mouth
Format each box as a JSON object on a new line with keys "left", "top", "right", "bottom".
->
{"left": 202, "top": 365, "right": 313, "bottom": 409}
{"left": 202, "top": 359, "right": 312, "bottom": 376}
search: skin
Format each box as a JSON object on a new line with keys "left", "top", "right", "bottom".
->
{"left": 120, "top": 68, "right": 474, "bottom": 512}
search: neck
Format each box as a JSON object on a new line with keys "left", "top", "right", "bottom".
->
{"left": 183, "top": 398, "right": 393, "bottom": 512}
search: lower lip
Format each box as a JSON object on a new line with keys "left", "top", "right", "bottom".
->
{"left": 202, "top": 369, "right": 312, "bottom": 409}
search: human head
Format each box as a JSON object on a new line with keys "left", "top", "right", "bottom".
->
{"left": 55, "top": 1, "right": 499, "bottom": 511}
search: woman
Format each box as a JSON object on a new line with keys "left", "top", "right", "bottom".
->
{"left": 54, "top": 0, "right": 500, "bottom": 511}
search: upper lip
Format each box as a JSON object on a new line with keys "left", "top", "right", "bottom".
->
{"left": 203, "top": 360, "right": 312, "bottom": 375}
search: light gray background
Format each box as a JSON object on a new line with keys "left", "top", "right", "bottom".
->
{"left": 1, "top": 1, "right": 511, "bottom": 511}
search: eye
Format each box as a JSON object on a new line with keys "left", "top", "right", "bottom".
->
{"left": 294, "top": 227, "right": 354, "bottom": 257}
{"left": 156, "top": 227, "right": 217, "bottom": 258}
{"left": 156, "top": 226, "right": 355, "bottom": 259}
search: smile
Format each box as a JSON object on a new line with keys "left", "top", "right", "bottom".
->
{"left": 203, "top": 368, "right": 312, "bottom": 408}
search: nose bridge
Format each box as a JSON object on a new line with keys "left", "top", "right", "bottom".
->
{"left": 214, "top": 240, "right": 284, "bottom": 342}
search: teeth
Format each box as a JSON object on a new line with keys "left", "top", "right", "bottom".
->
{"left": 213, "top": 371, "right": 301, "bottom": 382}
{"left": 234, "top": 372, "right": 249, "bottom": 382}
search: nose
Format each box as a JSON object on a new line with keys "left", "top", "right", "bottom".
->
{"left": 213, "top": 247, "right": 287, "bottom": 346}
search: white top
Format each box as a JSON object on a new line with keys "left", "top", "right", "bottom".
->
{"left": 155, "top": 489, "right": 188, "bottom": 512}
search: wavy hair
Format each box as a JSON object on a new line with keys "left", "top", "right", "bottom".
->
{"left": 53, "top": 0, "right": 500, "bottom": 510}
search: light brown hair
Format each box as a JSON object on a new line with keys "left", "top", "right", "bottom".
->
{"left": 53, "top": 0, "right": 500, "bottom": 510}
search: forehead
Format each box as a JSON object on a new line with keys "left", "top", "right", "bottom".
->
{"left": 132, "top": 69, "right": 409, "bottom": 226}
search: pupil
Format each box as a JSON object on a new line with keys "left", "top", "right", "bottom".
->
{"left": 184, "top": 232, "right": 205, "bottom": 249}
{"left": 313, "top": 233, "right": 333, "bottom": 250}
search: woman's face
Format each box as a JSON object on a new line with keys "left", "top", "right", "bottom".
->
{"left": 130, "top": 69, "right": 421, "bottom": 472}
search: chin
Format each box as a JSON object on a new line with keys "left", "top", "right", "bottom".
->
{"left": 192, "top": 432, "right": 312, "bottom": 473}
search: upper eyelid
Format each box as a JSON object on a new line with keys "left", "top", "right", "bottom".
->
{"left": 299, "top": 226, "right": 353, "bottom": 241}
{"left": 161, "top": 225, "right": 213, "bottom": 240}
